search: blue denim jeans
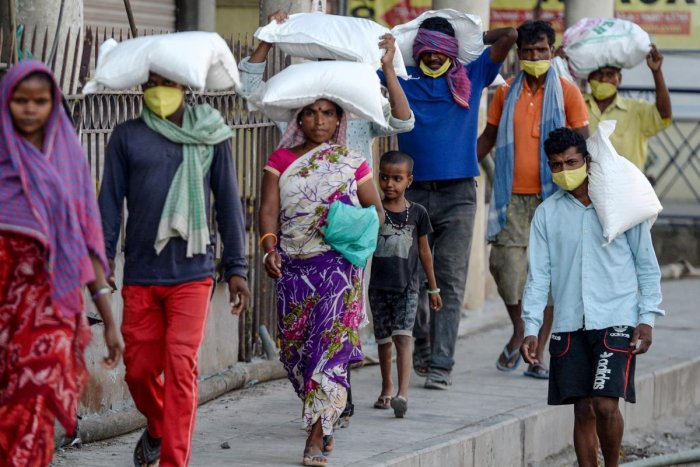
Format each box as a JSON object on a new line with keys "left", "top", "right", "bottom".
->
{"left": 407, "top": 178, "right": 477, "bottom": 378}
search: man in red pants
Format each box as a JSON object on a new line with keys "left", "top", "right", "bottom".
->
{"left": 99, "top": 72, "right": 250, "bottom": 466}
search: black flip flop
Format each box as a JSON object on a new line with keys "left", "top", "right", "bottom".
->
{"left": 524, "top": 363, "right": 550, "bottom": 380}
{"left": 322, "top": 434, "right": 334, "bottom": 455}
{"left": 133, "top": 429, "right": 161, "bottom": 467}
{"left": 391, "top": 396, "right": 408, "bottom": 418}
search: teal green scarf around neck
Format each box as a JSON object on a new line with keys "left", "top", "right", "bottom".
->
{"left": 142, "top": 104, "right": 233, "bottom": 257}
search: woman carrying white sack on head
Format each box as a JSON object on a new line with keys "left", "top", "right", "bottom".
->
{"left": 240, "top": 10, "right": 414, "bottom": 434}
{"left": 239, "top": 10, "right": 415, "bottom": 165}
{"left": 258, "top": 94, "right": 385, "bottom": 466}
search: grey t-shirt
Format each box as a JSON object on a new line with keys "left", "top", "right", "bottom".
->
{"left": 370, "top": 202, "right": 432, "bottom": 293}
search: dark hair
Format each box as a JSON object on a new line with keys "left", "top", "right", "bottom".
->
{"left": 587, "top": 66, "right": 622, "bottom": 81}
{"left": 516, "top": 20, "right": 555, "bottom": 48}
{"left": 544, "top": 128, "right": 588, "bottom": 158}
{"left": 297, "top": 99, "right": 343, "bottom": 124}
{"left": 418, "top": 17, "right": 455, "bottom": 37}
{"left": 380, "top": 150, "right": 414, "bottom": 173}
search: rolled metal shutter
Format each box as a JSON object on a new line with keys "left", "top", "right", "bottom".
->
{"left": 84, "top": 0, "right": 176, "bottom": 33}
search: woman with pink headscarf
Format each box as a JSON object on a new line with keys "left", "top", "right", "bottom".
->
{"left": 0, "top": 60, "right": 122, "bottom": 466}
{"left": 258, "top": 98, "right": 383, "bottom": 466}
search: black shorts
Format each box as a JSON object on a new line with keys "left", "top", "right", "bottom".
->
{"left": 368, "top": 289, "right": 418, "bottom": 344}
{"left": 548, "top": 326, "right": 636, "bottom": 405}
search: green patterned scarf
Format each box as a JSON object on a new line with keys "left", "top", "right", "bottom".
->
{"left": 142, "top": 104, "right": 233, "bottom": 257}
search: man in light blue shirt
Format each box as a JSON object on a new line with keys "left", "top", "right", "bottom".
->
{"left": 521, "top": 128, "right": 663, "bottom": 467}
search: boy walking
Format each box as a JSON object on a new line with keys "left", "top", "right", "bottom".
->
{"left": 370, "top": 151, "right": 442, "bottom": 418}
{"left": 521, "top": 128, "right": 664, "bottom": 467}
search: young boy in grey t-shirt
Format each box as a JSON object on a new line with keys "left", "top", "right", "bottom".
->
{"left": 369, "top": 151, "right": 442, "bottom": 419}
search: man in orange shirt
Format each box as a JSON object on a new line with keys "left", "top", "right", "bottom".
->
{"left": 477, "top": 20, "right": 589, "bottom": 379}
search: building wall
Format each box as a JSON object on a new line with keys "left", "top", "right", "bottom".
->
{"left": 216, "top": 0, "right": 259, "bottom": 39}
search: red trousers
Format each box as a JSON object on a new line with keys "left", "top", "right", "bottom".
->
{"left": 121, "top": 278, "right": 213, "bottom": 467}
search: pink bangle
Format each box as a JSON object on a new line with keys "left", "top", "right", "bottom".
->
{"left": 259, "top": 233, "right": 278, "bottom": 248}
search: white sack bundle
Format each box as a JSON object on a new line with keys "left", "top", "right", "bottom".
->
{"left": 254, "top": 12, "right": 408, "bottom": 79}
{"left": 563, "top": 18, "right": 651, "bottom": 80}
{"left": 551, "top": 56, "right": 574, "bottom": 82}
{"left": 83, "top": 31, "right": 241, "bottom": 93}
{"left": 587, "top": 120, "right": 662, "bottom": 244}
{"left": 391, "top": 9, "right": 483, "bottom": 67}
{"left": 247, "top": 61, "right": 387, "bottom": 129}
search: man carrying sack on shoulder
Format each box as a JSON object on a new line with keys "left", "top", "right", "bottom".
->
{"left": 99, "top": 72, "right": 250, "bottom": 467}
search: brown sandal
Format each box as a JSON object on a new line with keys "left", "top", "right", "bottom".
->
{"left": 373, "top": 395, "right": 392, "bottom": 409}
{"left": 302, "top": 450, "right": 328, "bottom": 466}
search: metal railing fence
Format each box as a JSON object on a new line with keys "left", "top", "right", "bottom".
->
{"left": 2, "top": 25, "right": 287, "bottom": 362}
{"left": 620, "top": 88, "right": 700, "bottom": 205}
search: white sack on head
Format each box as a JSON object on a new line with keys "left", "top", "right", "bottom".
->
{"left": 82, "top": 32, "right": 241, "bottom": 93}
{"left": 247, "top": 61, "right": 388, "bottom": 129}
{"left": 587, "top": 120, "right": 662, "bottom": 245}
{"left": 391, "top": 9, "right": 483, "bottom": 68}
{"left": 255, "top": 12, "right": 408, "bottom": 79}
{"left": 563, "top": 18, "right": 651, "bottom": 80}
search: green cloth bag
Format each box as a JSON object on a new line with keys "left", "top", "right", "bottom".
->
{"left": 322, "top": 201, "right": 379, "bottom": 267}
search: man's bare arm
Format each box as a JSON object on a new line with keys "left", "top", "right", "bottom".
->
{"left": 485, "top": 28, "right": 518, "bottom": 63}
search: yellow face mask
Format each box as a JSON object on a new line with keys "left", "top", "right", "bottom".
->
{"left": 143, "top": 86, "right": 184, "bottom": 118}
{"left": 552, "top": 164, "right": 588, "bottom": 191}
{"left": 589, "top": 80, "right": 618, "bottom": 101}
{"left": 520, "top": 60, "right": 551, "bottom": 78}
{"left": 420, "top": 58, "right": 452, "bottom": 78}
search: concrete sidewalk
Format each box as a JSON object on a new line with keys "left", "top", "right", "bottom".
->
{"left": 52, "top": 278, "right": 700, "bottom": 467}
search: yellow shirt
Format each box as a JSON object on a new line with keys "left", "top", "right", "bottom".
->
{"left": 585, "top": 94, "right": 671, "bottom": 170}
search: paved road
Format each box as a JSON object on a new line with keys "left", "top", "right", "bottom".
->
{"left": 52, "top": 278, "right": 700, "bottom": 466}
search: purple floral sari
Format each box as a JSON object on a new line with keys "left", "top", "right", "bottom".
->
{"left": 277, "top": 251, "right": 364, "bottom": 434}
{"left": 272, "top": 142, "right": 367, "bottom": 435}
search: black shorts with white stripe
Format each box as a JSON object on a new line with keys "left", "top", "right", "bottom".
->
{"left": 547, "top": 326, "right": 636, "bottom": 405}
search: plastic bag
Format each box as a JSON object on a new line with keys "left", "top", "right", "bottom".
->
{"left": 83, "top": 32, "right": 240, "bottom": 93}
{"left": 255, "top": 12, "right": 408, "bottom": 79}
{"left": 322, "top": 201, "right": 379, "bottom": 268}
{"left": 563, "top": 18, "right": 651, "bottom": 80}
{"left": 587, "top": 120, "right": 662, "bottom": 244}
{"left": 391, "top": 8, "right": 483, "bottom": 67}
{"left": 247, "top": 61, "right": 388, "bottom": 128}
